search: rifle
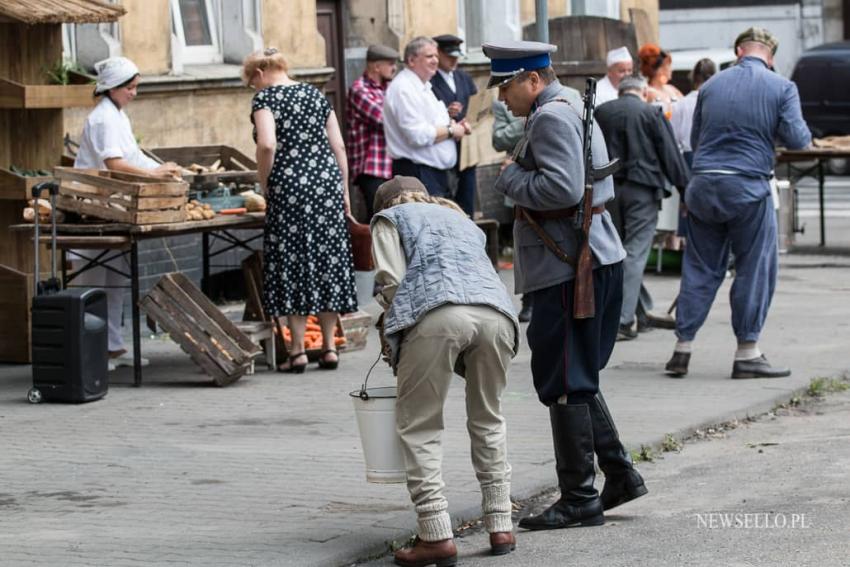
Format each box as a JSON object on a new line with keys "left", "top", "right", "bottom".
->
{"left": 573, "top": 77, "right": 599, "bottom": 319}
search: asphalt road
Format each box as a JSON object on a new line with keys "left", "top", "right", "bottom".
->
{"left": 357, "top": 387, "right": 850, "bottom": 567}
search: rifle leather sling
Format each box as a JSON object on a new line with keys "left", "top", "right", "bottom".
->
{"left": 515, "top": 205, "right": 605, "bottom": 267}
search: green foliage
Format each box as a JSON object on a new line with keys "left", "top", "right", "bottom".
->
{"left": 631, "top": 444, "right": 656, "bottom": 463}
{"left": 661, "top": 433, "right": 683, "bottom": 453}
{"left": 45, "top": 59, "right": 90, "bottom": 85}
{"left": 807, "top": 377, "right": 850, "bottom": 398}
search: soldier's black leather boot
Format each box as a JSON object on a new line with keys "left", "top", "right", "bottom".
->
{"left": 589, "top": 392, "right": 648, "bottom": 510}
{"left": 518, "top": 403, "right": 605, "bottom": 530}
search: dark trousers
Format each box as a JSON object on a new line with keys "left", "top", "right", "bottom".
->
{"left": 453, "top": 166, "right": 477, "bottom": 216}
{"left": 392, "top": 158, "right": 449, "bottom": 198}
{"left": 356, "top": 174, "right": 387, "bottom": 219}
{"left": 526, "top": 263, "right": 623, "bottom": 405}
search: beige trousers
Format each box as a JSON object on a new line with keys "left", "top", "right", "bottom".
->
{"left": 395, "top": 304, "right": 515, "bottom": 541}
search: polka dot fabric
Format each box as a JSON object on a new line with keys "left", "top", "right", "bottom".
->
{"left": 251, "top": 83, "right": 357, "bottom": 316}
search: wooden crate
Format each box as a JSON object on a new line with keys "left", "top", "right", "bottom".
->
{"left": 240, "top": 251, "right": 362, "bottom": 364}
{"left": 140, "top": 272, "right": 262, "bottom": 386}
{"left": 54, "top": 167, "right": 188, "bottom": 224}
{"left": 147, "top": 145, "right": 258, "bottom": 187}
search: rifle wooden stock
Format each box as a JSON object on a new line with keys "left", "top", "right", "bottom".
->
{"left": 574, "top": 77, "right": 598, "bottom": 320}
{"left": 573, "top": 183, "right": 595, "bottom": 319}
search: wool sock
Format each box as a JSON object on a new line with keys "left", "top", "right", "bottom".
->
{"left": 674, "top": 340, "right": 692, "bottom": 354}
{"left": 735, "top": 342, "right": 762, "bottom": 361}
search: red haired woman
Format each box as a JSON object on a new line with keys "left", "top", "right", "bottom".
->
{"left": 638, "top": 44, "right": 683, "bottom": 118}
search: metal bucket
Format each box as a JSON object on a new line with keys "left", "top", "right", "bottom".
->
{"left": 350, "top": 386, "right": 407, "bottom": 484}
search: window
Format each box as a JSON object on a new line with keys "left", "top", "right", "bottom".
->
{"left": 171, "top": 0, "right": 223, "bottom": 64}
{"left": 572, "top": 0, "right": 620, "bottom": 18}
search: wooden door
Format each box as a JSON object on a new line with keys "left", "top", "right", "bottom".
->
{"left": 316, "top": 0, "right": 345, "bottom": 131}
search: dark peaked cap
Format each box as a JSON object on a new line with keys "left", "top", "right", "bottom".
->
{"left": 373, "top": 176, "right": 428, "bottom": 213}
{"left": 433, "top": 34, "right": 464, "bottom": 57}
{"left": 366, "top": 44, "right": 400, "bottom": 61}
{"left": 482, "top": 40, "right": 557, "bottom": 88}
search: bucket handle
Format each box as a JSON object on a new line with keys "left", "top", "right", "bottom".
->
{"left": 358, "top": 350, "right": 384, "bottom": 401}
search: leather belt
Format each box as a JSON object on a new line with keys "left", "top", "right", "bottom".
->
{"left": 515, "top": 205, "right": 606, "bottom": 222}
{"left": 514, "top": 205, "right": 607, "bottom": 267}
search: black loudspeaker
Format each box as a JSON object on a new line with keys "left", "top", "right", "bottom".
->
{"left": 29, "top": 288, "right": 109, "bottom": 404}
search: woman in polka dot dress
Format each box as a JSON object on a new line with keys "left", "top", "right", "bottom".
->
{"left": 243, "top": 48, "right": 358, "bottom": 372}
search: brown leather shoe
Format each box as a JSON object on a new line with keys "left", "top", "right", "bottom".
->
{"left": 489, "top": 531, "right": 516, "bottom": 556}
{"left": 394, "top": 537, "right": 457, "bottom": 567}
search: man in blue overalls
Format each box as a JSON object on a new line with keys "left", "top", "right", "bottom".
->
{"left": 665, "top": 27, "right": 811, "bottom": 379}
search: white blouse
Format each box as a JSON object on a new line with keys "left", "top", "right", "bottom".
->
{"left": 75, "top": 97, "right": 160, "bottom": 170}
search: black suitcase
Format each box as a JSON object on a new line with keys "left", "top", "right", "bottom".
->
{"left": 28, "top": 182, "right": 109, "bottom": 404}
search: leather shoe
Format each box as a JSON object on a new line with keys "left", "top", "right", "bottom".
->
{"left": 489, "top": 531, "right": 516, "bottom": 556}
{"left": 518, "top": 498, "right": 604, "bottom": 531}
{"left": 617, "top": 323, "right": 637, "bottom": 341}
{"left": 665, "top": 352, "right": 690, "bottom": 377}
{"left": 731, "top": 355, "right": 791, "bottom": 379}
{"left": 394, "top": 538, "right": 457, "bottom": 567}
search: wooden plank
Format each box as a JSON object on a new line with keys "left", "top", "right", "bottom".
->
{"left": 131, "top": 209, "right": 187, "bottom": 224}
{"left": 55, "top": 167, "right": 188, "bottom": 197}
{"left": 59, "top": 185, "right": 186, "bottom": 210}
{"left": 146, "top": 286, "right": 238, "bottom": 377}
{"left": 0, "top": 167, "right": 53, "bottom": 200}
{"left": 163, "top": 273, "right": 260, "bottom": 358}
{"left": 56, "top": 194, "right": 133, "bottom": 222}
{"left": 0, "top": 265, "right": 33, "bottom": 362}
{"left": 140, "top": 295, "right": 229, "bottom": 382}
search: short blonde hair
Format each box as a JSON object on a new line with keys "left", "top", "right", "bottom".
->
{"left": 242, "top": 48, "right": 289, "bottom": 84}
{"left": 383, "top": 191, "right": 466, "bottom": 216}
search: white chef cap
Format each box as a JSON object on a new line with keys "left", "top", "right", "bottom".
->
{"left": 606, "top": 46, "right": 632, "bottom": 67}
{"left": 94, "top": 57, "right": 140, "bottom": 95}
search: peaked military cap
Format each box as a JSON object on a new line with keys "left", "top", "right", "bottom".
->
{"left": 482, "top": 41, "right": 557, "bottom": 89}
{"left": 433, "top": 34, "right": 464, "bottom": 57}
{"left": 734, "top": 27, "right": 779, "bottom": 55}
{"left": 366, "top": 44, "right": 400, "bottom": 62}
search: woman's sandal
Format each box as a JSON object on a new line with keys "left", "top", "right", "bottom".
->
{"left": 278, "top": 352, "right": 308, "bottom": 374}
{"left": 317, "top": 349, "right": 339, "bottom": 370}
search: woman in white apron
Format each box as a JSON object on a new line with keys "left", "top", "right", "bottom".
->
{"left": 72, "top": 57, "right": 181, "bottom": 370}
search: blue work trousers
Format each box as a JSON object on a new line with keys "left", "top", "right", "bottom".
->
{"left": 676, "top": 186, "right": 777, "bottom": 343}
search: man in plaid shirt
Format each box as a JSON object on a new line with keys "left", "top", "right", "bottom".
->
{"left": 346, "top": 44, "right": 399, "bottom": 218}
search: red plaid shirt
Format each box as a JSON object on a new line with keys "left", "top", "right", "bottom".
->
{"left": 346, "top": 74, "right": 392, "bottom": 180}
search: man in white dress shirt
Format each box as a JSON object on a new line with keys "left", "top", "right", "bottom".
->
{"left": 597, "top": 46, "right": 634, "bottom": 105}
{"left": 384, "top": 36, "right": 469, "bottom": 197}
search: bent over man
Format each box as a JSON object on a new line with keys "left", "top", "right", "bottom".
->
{"left": 372, "top": 177, "right": 519, "bottom": 566}
{"left": 665, "top": 27, "right": 811, "bottom": 379}
{"left": 486, "top": 40, "right": 647, "bottom": 531}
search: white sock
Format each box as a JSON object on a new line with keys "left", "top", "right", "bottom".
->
{"left": 674, "top": 340, "right": 692, "bottom": 354}
{"left": 735, "top": 343, "right": 762, "bottom": 361}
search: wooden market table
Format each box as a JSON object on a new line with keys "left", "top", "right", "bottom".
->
{"left": 776, "top": 147, "right": 850, "bottom": 247}
{"left": 12, "top": 213, "right": 266, "bottom": 386}
{"left": 12, "top": 213, "right": 500, "bottom": 386}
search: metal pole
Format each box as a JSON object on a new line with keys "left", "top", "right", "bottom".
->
{"left": 535, "top": 0, "right": 549, "bottom": 43}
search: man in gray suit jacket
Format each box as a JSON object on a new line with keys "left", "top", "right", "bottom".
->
{"left": 485, "top": 40, "right": 648, "bottom": 533}
{"left": 595, "top": 76, "right": 690, "bottom": 340}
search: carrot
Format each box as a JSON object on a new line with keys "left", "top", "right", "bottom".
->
{"left": 305, "top": 324, "right": 322, "bottom": 332}
{"left": 334, "top": 336, "right": 346, "bottom": 346}
{"left": 219, "top": 207, "right": 247, "bottom": 215}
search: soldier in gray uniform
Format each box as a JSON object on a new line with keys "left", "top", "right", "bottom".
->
{"left": 485, "top": 40, "right": 648, "bottom": 531}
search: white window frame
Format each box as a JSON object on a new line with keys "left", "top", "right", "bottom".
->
{"left": 170, "top": 0, "right": 223, "bottom": 65}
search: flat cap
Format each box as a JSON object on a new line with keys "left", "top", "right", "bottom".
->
{"left": 482, "top": 40, "right": 557, "bottom": 89}
{"left": 433, "top": 34, "right": 464, "bottom": 57}
{"left": 373, "top": 176, "right": 428, "bottom": 213}
{"left": 734, "top": 27, "right": 779, "bottom": 55}
{"left": 366, "top": 44, "right": 400, "bottom": 62}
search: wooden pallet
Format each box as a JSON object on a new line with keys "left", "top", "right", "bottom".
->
{"left": 140, "top": 272, "right": 262, "bottom": 386}
{"left": 53, "top": 167, "right": 188, "bottom": 224}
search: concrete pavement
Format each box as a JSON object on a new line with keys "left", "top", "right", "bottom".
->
{"left": 359, "top": 388, "right": 850, "bottom": 567}
{"left": 1, "top": 252, "right": 849, "bottom": 567}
